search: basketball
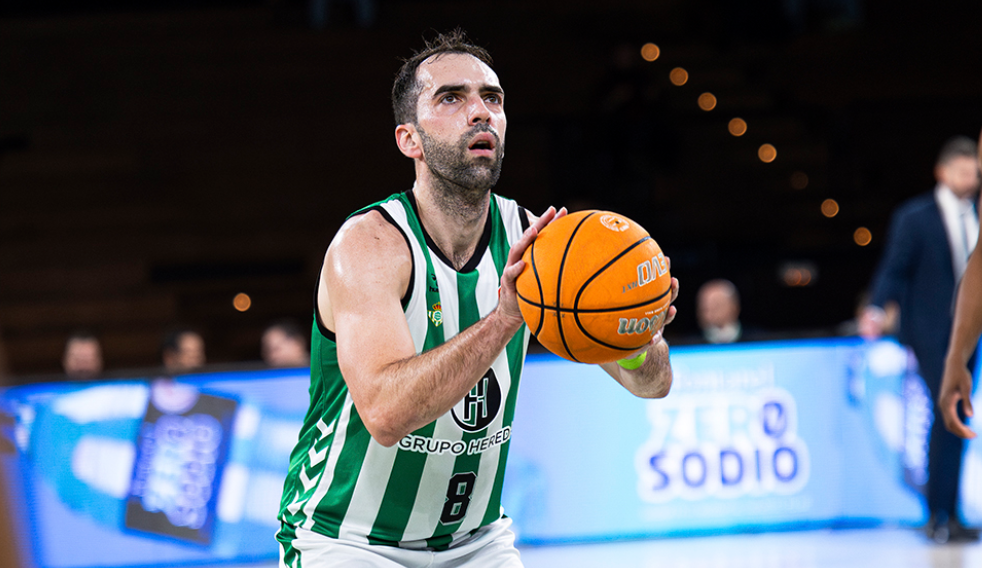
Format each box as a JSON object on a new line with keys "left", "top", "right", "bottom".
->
{"left": 516, "top": 210, "right": 672, "bottom": 364}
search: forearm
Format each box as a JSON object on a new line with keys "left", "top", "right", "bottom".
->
{"left": 602, "top": 337, "right": 673, "bottom": 399}
{"left": 947, "top": 253, "right": 982, "bottom": 366}
{"left": 351, "top": 308, "right": 523, "bottom": 446}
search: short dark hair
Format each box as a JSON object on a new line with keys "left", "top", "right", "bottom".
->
{"left": 66, "top": 329, "right": 99, "bottom": 344}
{"left": 264, "top": 318, "right": 307, "bottom": 345}
{"left": 937, "top": 135, "right": 979, "bottom": 167}
{"left": 391, "top": 29, "right": 494, "bottom": 126}
{"left": 160, "top": 326, "right": 199, "bottom": 357}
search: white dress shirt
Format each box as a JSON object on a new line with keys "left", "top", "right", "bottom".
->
{"left": 935, "top": 184, "right": 979, "bottom": 278}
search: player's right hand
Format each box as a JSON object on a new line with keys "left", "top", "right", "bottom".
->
{"left": 498, "top": 206, "right": 566, "bottom": 323}
{"left": 939, "top": 358, "right": 976, "bottom": 439}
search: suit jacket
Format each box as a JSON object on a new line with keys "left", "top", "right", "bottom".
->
{"left": 869, "top": 192, "right": 956, "bottom": 379}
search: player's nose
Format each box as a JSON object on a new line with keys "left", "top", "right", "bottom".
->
{"left": 469, "top": 98, "right": 492, "bottom": 125}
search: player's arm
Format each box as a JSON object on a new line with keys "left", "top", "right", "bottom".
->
{"left": 326, "top": 207, "right": 560, "bottom": 447}
{"left": 599, "top": 276, "right": 679, "bottom": 398}
{"left": 941, "top": 240, "right": 982, "bottom": 439}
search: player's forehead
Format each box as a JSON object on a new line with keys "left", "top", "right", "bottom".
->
{"left": 416, "top": 52, "right": 501, "bottom": 95}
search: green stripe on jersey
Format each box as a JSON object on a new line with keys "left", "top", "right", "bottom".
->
{"left": 428, "top": 270, "right": 486, "bottom": 543}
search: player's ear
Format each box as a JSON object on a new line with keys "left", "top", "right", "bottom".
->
{"left": 395, "top": 123, "right": 423, "bottom": 159}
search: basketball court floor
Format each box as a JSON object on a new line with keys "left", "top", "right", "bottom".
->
{"left": 236, "top": 527, "right": 982, "bottom": 568}
{"left": 518, "top": 527, "right": 982, "bottom": 568}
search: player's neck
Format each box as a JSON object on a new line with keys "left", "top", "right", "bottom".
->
{"left": 414, "top": 180, "right": 490, "bottom": 270}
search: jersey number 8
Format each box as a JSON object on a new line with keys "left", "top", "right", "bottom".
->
{"left": 440, "top": 472, "right": 477, "bottom": 524}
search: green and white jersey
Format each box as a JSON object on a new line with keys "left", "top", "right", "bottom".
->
{"left": 277, "top": 190, "right": 531, "bottom": 555}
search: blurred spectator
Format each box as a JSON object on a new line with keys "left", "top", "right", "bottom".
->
{"left": 62, "top": 330, "right": 104, "bottom": 381}
{"left": 862, "top": 135, "right": 981, "bottom": 543}
{"left": 160, "top": 327, "right": 206, "bottom": 374}
{"left": 697, "top": 279, "right": 743, "bottom": 344}
{"left": 261, "top": 319, "right": 310, "bottom": 368}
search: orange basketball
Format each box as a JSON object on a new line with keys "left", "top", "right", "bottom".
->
{"left": 516, "top": 210, "right": 672, "bottom": 364}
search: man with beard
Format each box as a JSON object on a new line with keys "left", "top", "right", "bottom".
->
{"left": 275, "top": 30, "right": 678, "bottom": 567}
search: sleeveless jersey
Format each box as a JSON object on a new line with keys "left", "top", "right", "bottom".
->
{"left": 277, "top": 190, "right": 531, "bottom": 557}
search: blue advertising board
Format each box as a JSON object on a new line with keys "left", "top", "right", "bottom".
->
{"left": 504, "top": 339, "right": 931, "bottom": 543}
{"left": 1, "top": 337, "right": 980, "bottom": 566}
{"left": 1, "top": 369, "right": 310, "bottom": 568}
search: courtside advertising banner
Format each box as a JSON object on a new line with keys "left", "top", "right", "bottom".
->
{"left": 504, "top": 339, "right": 934, "bottom": 543}
{"left": 1, "top": 338, "right": 980, "bottom": 566}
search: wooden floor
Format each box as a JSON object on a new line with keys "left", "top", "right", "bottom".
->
{"left": 232, "top": 527, "right": 982, "bottom": 568}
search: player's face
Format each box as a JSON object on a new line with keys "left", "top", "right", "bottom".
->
{"left": 414, "top": 53, "right": 506, "bottom": 191}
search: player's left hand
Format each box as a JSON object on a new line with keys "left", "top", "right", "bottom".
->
{"left": 662, "top": 273, "right": 679, "bottom": 329}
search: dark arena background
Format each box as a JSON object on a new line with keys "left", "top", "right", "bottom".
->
{"left": 1, "top": 0, "right": 979, "bottom": 376}
{"left": 2, "top": 1, "right": 982, "bottom": 567}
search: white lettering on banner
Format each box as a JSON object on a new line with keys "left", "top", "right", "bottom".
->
{"left": 635, "top": 388, "right": 810, "bottom": 502}
{"left": 670, "top": 363, "right": 776, "bottom": 393}
{"left": 397, "top": 426, "right": 511, "bottom": 456}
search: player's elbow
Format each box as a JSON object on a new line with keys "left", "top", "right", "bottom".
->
{"left": 371, "top": 431, "right": 402, "bottom": 448}
{"left": 360, "top": 406, "right": 409, "bottom": 448}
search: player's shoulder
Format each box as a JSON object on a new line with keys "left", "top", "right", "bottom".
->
{"left": 330, "top": 207, "right": 411, "bottom": 265}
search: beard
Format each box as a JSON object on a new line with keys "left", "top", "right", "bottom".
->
{"left": 417, "top": 123, "right": 505, "bottom": 211}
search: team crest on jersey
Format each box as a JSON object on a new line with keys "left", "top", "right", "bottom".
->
{"left": 452, "top": 368, "right": 502, "bottom": 433}
{"left": 428, "top": 303, "right": 443, "bottom": 327}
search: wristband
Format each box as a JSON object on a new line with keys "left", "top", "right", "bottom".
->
{"left": 616, "top": 351, "right": 647, "bottom": 370}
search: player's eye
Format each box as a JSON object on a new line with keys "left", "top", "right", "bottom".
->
{"left": 440, "top": 94, "right": 460, "bottom": 104}
{"left": 484, "top": 93, "right": 502, "bottom": 105}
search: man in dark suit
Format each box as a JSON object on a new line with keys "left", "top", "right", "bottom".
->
{"left": 862, "top": 135, "right": 981, "bottom": 543}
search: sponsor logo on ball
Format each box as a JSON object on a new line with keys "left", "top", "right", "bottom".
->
{"left": 618, "top": 313, "right": 665, "bottom": 336}
{"left": 599, "top": 214, "right": 630, "bottom": 232}
{"left": 622, "top": 253, "right": 670, "bottom": 294}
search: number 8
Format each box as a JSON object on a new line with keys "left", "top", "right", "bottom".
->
{"left": 440, "top": 472, "right": 477, "bottom": 524}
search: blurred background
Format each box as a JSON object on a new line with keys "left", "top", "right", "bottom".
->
{"left": 1, "top": 0, "right": 981, "bottom": 379}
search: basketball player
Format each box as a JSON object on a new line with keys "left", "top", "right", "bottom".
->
{"left": 276, "top": 30, "right": 678, "bottom": 567}
{"left": 940, "top": 128, "right": 982, "bottom": 440}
